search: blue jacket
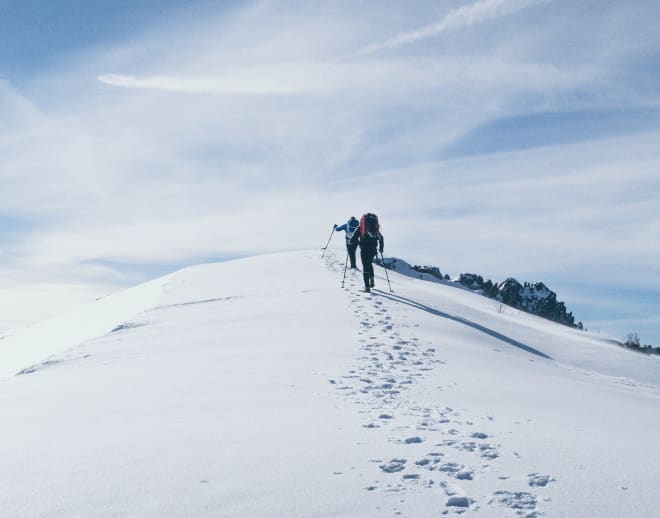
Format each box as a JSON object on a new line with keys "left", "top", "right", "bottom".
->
{"left": 336, "top": 218, "right": 360, "bottom": 241}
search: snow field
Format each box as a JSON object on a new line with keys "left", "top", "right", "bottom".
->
{"left": 0, "top": 250, "right": 658, "bottom": 517}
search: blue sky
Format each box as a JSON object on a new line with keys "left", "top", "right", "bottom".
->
{"left": 0, "top": 0, "right": 658, "bottom": 344}
{"left": 443, "top": 107, "right": 660, "bottom": 158}
{"left": 0, "top": 0, "right": 217, "bottom": 78}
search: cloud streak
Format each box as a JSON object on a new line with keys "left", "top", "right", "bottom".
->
{"left": 98, "top": 57, "right": 593, "bottom": 101}
{"left": 357, "top": 0, "right": 550, "bottom": 55}
{"left": 98, "top": 68, "right": 313, "bottom": 95}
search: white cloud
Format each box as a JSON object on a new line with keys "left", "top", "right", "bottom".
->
{"left": 98, "top": 67, "right": 316, "bottom": 95}
{"left": 98, "top": 57, "right": 594, "bottom": 98}
{"left": 356, "top": 0, "right": 551, "bottom": 55}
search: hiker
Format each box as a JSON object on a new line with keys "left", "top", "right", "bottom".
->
{"left": 357, "top": 213, "right": 384, "bottom": 292}
{"left": 334, "top": 216, "right": 360, "bottom": 269}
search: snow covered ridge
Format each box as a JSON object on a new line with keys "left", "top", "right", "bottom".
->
{"left": 379, "top": 258, "right": 581, "bottom": 329}
{"left": 1, "top": 250, "right": 659, "bottom": 517}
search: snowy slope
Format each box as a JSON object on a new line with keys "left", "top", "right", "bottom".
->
{"left": 1, "top": 251, "right": 658, "bottom": 518}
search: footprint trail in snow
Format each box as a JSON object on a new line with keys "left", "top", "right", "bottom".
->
{"left": 324, "top": 253, "right": 553, "bottom": 517}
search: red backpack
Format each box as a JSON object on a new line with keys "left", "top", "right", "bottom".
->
{"left": 360, "top": 213, "right": 380, "bottom": 236}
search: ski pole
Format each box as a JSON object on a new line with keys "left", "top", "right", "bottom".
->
{"left": 321, "top": 226, "right": 336, "bottom": 258}
{"left": 341, "top": 253, "right": 349, "bottom": 288}
{"left": 380, "top": 251, "right": 393, "bottom": 292}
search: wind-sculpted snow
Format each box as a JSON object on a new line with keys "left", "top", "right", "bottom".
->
{"left": 0, "top": 274, "right": 169, "bottom": 378}
{"left": 0, "top": 250, "right": 658, "bottom": 517}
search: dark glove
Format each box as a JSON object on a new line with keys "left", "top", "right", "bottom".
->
{"left": 333, "top": 224, "right": 337, "bottom": 229}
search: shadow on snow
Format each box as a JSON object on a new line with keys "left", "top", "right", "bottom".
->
{"left": 373, "top": 289, "right": 553, "bottom": 360}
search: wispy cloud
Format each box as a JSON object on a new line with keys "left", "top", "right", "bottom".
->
{"left": 0, "top": 80, "right": 40, "bottom": 135}
{"left": 98, "top": 68, "right": 314, "bottom": 95}
{"left": 98, "top": 57, "right": 591, "bottom": 98}
{"left": 356, "top": 0, "right": 550, "bottom": 55}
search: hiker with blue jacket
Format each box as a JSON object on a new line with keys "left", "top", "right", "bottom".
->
{"left": 334, "top": 216, "right": 360, "bottom": 269}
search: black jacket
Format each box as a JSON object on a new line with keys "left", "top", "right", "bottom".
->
{"left": 356, "top": 230, "right": 384, "bottom": 253}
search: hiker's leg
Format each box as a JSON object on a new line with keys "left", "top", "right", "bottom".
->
{"left": 347, "top": 242, "right": 357, "bottom": 268}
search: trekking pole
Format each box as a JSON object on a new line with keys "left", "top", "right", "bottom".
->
{"left": 380, "top": 251, "right": 393, "bottom": 292}
{"left": 341, "top": 253, "right": 349, "bottom": 288}
{"left": 321, "top": 226, "right": 335, "bottom": 258}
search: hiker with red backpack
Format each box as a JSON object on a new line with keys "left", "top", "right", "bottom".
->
{"left": 357, "top": 213, "right": 384, "bottom": 292}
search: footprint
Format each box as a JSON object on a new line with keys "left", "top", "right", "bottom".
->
{"left": 459, "top": 442, "right": 477, "bottom": 453}
{"left": 380, "top": 459, "right": 407, "bottom": 473}
{"left": 454, "top": 468, "right": 475, "bottom": 481}
{"left": 479, "top": 444, "right": 499, "bottom": 459}
{"left": 528, "top": 473, "right": 555, "bottom": 487}
{"left": 445, "top": 496, "right": 471, "bottom": 509}
{"left": 489, "top": 491, "right": 538, "bottom": 516}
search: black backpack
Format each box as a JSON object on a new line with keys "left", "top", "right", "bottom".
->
{"left": 361, "top": 213, "right": 380, "bottom": 236}
{"left": 359, "top": 213, "right": 381, "bottom": 250}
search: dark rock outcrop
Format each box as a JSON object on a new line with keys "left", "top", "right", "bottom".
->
{"left": 380, "top": 257, "right": 581, "bottom": 329}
